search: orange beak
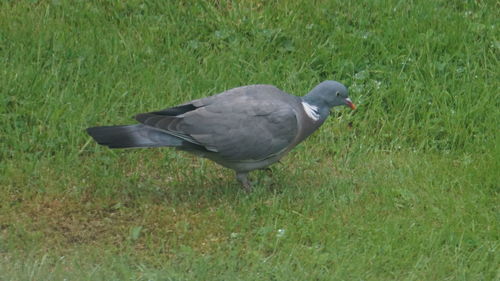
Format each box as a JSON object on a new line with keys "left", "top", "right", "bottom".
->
{"left": 345, "top": 98, "right": 356, "bottom": 110}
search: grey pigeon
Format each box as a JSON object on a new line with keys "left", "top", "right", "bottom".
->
{"left": 87, "top": 80, "right": 356, "bottom": 191}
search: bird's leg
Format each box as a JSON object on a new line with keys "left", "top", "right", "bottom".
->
{"left": 259, "top": 167, "right": 273, "bottom": 177}
{"left": 236, "top": 172, "right": 252, "bottom": 192}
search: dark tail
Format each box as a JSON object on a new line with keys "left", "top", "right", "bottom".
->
{"left": 86, "top": 124, "right": 184, "bottom": 148}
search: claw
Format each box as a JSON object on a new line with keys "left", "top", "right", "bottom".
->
{"left": 236, "top": 172, "right": 252, "bottom": 192}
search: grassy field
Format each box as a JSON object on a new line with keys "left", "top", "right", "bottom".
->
{"left": 0, "top": 0, "right": 498, "bottom": 280}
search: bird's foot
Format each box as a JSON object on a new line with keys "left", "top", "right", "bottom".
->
{"left": 236, "top": 172, "right": 253, "bottom": 192}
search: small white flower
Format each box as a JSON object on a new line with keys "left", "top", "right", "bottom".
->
{"left": 276, "top": 229, "right": 286, "bottom": 237}
{"left": 354, "top": 70, "right": 368, "bottom": 80}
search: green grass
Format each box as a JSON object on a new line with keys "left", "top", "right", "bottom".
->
{"left": 0, "top": 0, "right": 498, "bottom": 280}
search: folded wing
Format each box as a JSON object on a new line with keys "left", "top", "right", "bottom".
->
{"left": 135, "top": 85, "right": 299, "bottom": 161}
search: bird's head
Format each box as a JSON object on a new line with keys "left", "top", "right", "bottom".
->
{"left": 304, "top": 80, "right": 356, "bottom": 110}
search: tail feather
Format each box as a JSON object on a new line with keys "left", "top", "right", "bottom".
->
{"left": 86, "top": 124, "right": 184, "bottom": 148}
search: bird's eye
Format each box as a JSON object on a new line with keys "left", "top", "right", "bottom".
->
{"left": 336, "top": 92, "right": 340, "bottom": 97}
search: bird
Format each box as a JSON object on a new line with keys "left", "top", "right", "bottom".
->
{"left": 86, "top": 80, "right": 356, "bottom": 191}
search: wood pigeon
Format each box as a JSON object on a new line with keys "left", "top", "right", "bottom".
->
{"left": 87, "top": 80, "right": 356, "bottom": 191}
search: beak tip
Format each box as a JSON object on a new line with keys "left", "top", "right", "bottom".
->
{"left": 345, "top": 98, "right": 356, "bottom": 110}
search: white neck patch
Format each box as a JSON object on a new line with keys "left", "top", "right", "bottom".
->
{"left": 302, "top": 101, "right": 320, "bottom": 121}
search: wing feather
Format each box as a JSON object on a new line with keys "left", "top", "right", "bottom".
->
{"left": 134, "top": 85, "right": 299, "bottom": 160}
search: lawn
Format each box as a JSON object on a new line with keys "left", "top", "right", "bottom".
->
{"left": 0, "top": 0, "right": 498, "bottom": 280}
